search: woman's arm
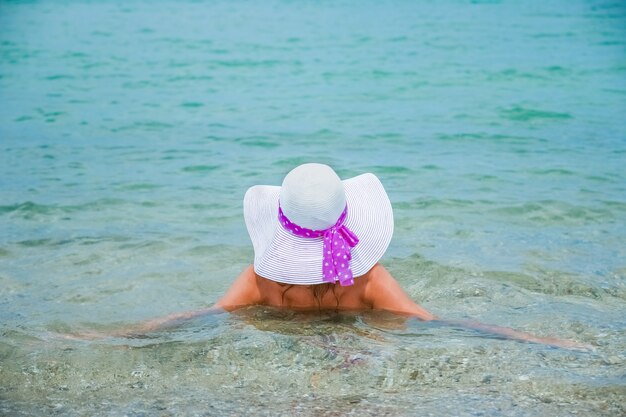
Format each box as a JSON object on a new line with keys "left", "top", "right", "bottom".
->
{"left": 57, "top": 305, "right": 223, "bottom": 341}
{"left": 437, "top": 319, "right": 592, "bottom": 350}
{"left": 366, "top": 264, "right": 590, "bottom": 350}
{"left": 121, "top": 265, "right": 261, "bottom": 335}
{"left": 62, "top": 266, "right": 261, "bottom": 340}
{"left": 127, "top": 265, "right": 263, "bottom": 333}
{"left": 120, "top": 306, "right": 223, "bottom": 335}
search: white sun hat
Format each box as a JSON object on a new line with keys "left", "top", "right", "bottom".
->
{"left": 243, "top": 163, "right": 394, "bottom": 285}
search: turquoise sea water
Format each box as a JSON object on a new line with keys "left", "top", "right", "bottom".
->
{"left": 1, "top": 0, "right": 625, "bottom": 415}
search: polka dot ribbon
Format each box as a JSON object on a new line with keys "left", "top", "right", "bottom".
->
{"left": 278, "top": 205, "right": 360, "bottom": 286}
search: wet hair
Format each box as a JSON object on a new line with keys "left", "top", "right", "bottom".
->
{"left": 279, "top": 283, "right": 339, "bottom": 311}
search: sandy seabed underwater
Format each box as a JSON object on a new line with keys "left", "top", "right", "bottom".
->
{"left": 1, "top": 0, "right": 625, "bottom": 416}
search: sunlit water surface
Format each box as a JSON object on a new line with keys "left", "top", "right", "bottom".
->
{"left": 1, "top": 0, "right": 625, "bottom": 416}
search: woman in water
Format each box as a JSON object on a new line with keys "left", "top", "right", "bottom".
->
{"left": 99, "top": 163, "right": 587, "bottom": 350}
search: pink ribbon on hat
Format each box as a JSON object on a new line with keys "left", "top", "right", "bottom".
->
{"left": 278, "top": 205, "right": 359, "bottom": 286}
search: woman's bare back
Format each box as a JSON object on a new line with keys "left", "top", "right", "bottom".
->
{"left": 255, "top": 273, "right": 371, "bottom": 311}
{"left": 215, "top": 263, "right": 436, "bottom": 320}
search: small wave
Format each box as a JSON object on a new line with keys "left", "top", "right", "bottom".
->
{"left": 370, "top": 165, "right": 413, "bottom": 175}
{"left": 490, "top": 201, "right": 614, "bottom": 225}
{"left": 273, "top": 157, "right": 318, "bottom": 168}
{"left": 0, "top": 201, "right": 60, "bottom": 216}
{"left": 14, "top": 235, "right": 131, "bottom": 248}
{"left": 181, "top": 165, "right": 221, "bottom": 173}
{"left": 179, "top": 203, "right": 230, "bottom": 210}
{"left": 111, "top": 121, "right": 176, "bottom": 132}
{"left": 210, "top": 59, "right": 283, "bottom": 68}
{"left": 437, "top": 132, "right": 547, "bottom": 144}
{"left": 115, "top": 183, "right": 162, "bottom": 191}
{"left": 235, "top": 136, "right": 280, "bottom": 148}
{"left": 0, "top": 199, "right": 129, "bottom": 219}
{"left": 500, "top": 106, "right": 573, "bottom": 122}
{"left": 484, "top": 68, "right": 548, "bottom": 82}
{"left": 601, "top": 201, "right": 626, "bottom": 212}
{"left": 360, "top": 132, "right": 403, "bottom": 141}
{"left": 180, "top": 102, "right": 204, "bottom": 108}
{"left": 166, "top": 75, "right": 214, "bottom": 83}
{"left": 529, "top": 168, "right": 575, "bottom": 176}
{"left": 544, "top": 65, "right": 573, "bottom": 75}
{"left": 44, "top": 74, "right": 74, "bottom": 81}
{"left": 586, "top": 175, "right": 620, "bottom": 183}
{"left": 120, "top": 80, "right": 160, "bottom": 89}
{"left": 395, "top": 198, "right": 489, "bottom": 210}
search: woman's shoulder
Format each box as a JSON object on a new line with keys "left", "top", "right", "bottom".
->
{"left": 360, "top": 263, "right": 385, "bottom": 285}
{"left": 215, "top": 265, "right": 264, "bottom": 310}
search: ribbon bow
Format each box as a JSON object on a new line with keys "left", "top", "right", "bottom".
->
{"left": 278, "top": 205, "right": 360, "bottom": 286}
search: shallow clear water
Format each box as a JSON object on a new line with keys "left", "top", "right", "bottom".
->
{"left": 1, "top": 0, "right": 625, "bottom": 415}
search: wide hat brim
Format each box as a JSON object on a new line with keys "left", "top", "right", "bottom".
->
{"left": 243, "top": 173, "right": 394, "bottom": 285}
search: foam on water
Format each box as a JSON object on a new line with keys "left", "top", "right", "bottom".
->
{"left": 1, "top": 0, "right": 625, "bottom": 415}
